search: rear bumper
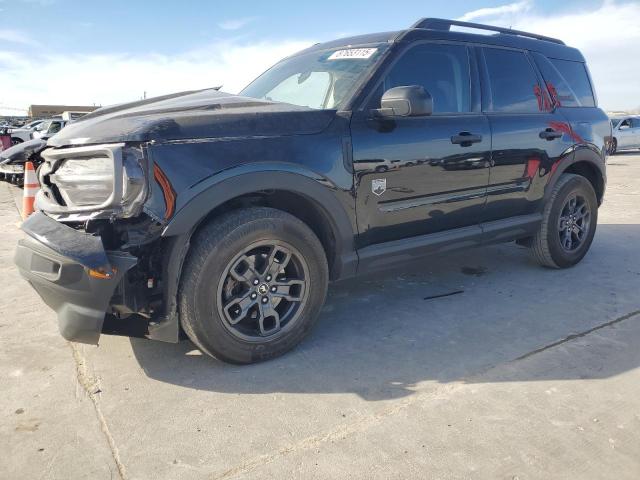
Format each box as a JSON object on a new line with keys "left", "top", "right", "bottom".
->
{"left": 14, "top": 213, "right": 137, "bottom": 344}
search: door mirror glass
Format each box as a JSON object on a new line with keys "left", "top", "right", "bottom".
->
{"left": 375, "top": 85, "right": 433, "bottom": 118}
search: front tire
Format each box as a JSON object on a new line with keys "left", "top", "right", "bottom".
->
{"left": 179, "top": 207, "right": 328, "bottom": 364}
{"left": 609, "top": 138, "right": 617, "bottom": 155}
{"left": 529, "top": 174, "right": 598, "bottom": 268}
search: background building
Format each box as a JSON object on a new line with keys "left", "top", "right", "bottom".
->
{"left": 28, "top": 104, "right": 99, "bottom": 117}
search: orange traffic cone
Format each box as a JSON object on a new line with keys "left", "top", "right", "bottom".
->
{"left": 22, "top": 161, "right": 39, "bottom": 220}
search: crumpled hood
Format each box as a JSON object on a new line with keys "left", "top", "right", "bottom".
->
{"left": 48, "top": 88, "right": 337, "bottom": 147}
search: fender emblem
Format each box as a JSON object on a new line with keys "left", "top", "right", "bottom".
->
{"left": 372, "top": 178, "right": 386, "bottom": 196}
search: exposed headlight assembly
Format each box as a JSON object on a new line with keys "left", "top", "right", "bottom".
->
{"left": 38, "top": 143, "right": 149, "bottom": 219}
{"left": 50, "top": 156, "right": 114, "bottom": 206}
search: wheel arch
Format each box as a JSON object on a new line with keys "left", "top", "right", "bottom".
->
{"left": 162, "top": 167, "right": 357, "bottom": 277}
{"left": 548, "top": 147, "right": 606, "bottom": 205}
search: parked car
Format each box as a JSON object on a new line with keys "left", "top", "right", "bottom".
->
{"left": 31, "top": 118, "right": 68, "bottom": 139}
{"left": 0, "top": 127, "right": 11, "bottom": 153}
{"left": 9, "top": 119, "right": 46, "bottom": 144}
{"left": 609, "top": 116, "right": 640, "bottom": 154}
{"left": 1, "top": 120, "right": 68, "bottom": 182}
{"left": 0, "top": 138, "right": 48, "bottom": 183}
{"left": 14, "top": 18, "right": 609, "bottom": 364}
{"left": 21, "top": 119, "right": 45, "bottom": 130}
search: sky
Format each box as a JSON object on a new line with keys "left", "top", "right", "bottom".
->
{"left": 0, "top": 0, "right": 638, "bottom": 115}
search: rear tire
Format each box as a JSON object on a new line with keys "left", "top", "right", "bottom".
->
{"left": 179, "top": 207, "right": 328, "bottom": 364}
{"left": 529, "top": 174, "right": 598, "bottom": 268}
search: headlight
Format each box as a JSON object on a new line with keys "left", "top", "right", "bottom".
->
{"left": 39, "top": 143, "right": 149, "bottom": 218}
{"left": 51, "top": 156, "right": 114, "bottom": 206}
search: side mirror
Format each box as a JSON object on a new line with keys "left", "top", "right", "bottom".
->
{"left": 374, "top": 85, "right": 433, "bottom": 118}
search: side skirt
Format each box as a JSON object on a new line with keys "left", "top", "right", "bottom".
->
{"left": 356, "top": 213, "right": 542, "bottom": 275}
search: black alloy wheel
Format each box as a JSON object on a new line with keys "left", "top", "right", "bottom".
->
{"left": 557, "top": 194, "right": 591, "bottom": 252}
{"left": 217, "top": 241, "right": 309, "bottom": 342}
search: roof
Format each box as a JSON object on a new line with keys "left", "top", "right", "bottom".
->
{"left": 412, "top": 18, "right": 564, "bottom": 44}
{"left": 301, "top": 18, "right": 583, "bottom": 63}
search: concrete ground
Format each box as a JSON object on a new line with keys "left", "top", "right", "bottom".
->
{"left": 1, "top": 154, "right": 640, "bottom": 480}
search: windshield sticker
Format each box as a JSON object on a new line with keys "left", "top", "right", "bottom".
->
{"left": 328, "top": 48, "right": 377, "bottom": 60}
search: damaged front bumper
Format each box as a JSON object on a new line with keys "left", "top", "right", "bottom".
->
{"left": 14, "top": 212, "right": 137, "bottom": 344}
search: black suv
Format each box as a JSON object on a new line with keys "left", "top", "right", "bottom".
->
{"left": 15, "top": 18, "right": 610, "bottom": 364}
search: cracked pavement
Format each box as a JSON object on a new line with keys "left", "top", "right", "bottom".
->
{"left": 1, "top": 154, "right": 640, "bottom": 479}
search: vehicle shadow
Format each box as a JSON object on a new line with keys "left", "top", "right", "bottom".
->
{"left": 129, "top": 223, "right": 640, "bottom": 401}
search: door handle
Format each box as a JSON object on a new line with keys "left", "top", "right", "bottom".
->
{"left": 451, "top": 132, "right": 482, "bottom": 146}
{"left": 539, "top": 128, "right": 563, "bottom": 140}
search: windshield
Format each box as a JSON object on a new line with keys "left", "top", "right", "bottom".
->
{"left": 241, "top": 45, "right": 388, "bottom": 110}
{"left": 610, "top": 118, "right": 622, "bottom": 128}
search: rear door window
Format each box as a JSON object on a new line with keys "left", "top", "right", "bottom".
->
{"left": 482, "top": 48, "right": 541, "bottom": 113}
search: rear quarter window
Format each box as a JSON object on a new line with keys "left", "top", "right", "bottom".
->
{"left": 533, "top": 53, "right": 595, "bottom": 108}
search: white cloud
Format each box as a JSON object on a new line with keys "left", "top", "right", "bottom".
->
{"left": 457, "top": 0, "right": 640, "bottom": 111}
{"left": 458, "top": 0, "right": 532, "bottom": 22}
{"left": 218, "top": 17, "right": 256, "bottom": 31}
{"left": 0, "top": 39, "right": 312, "bottom": 115}
{"left": 0, "top": 28, "right": 38, "bottom": 46}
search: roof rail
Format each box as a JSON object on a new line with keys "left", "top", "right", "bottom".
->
{"left": 411, "top": 18, "right": 565, "bottom": 45}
